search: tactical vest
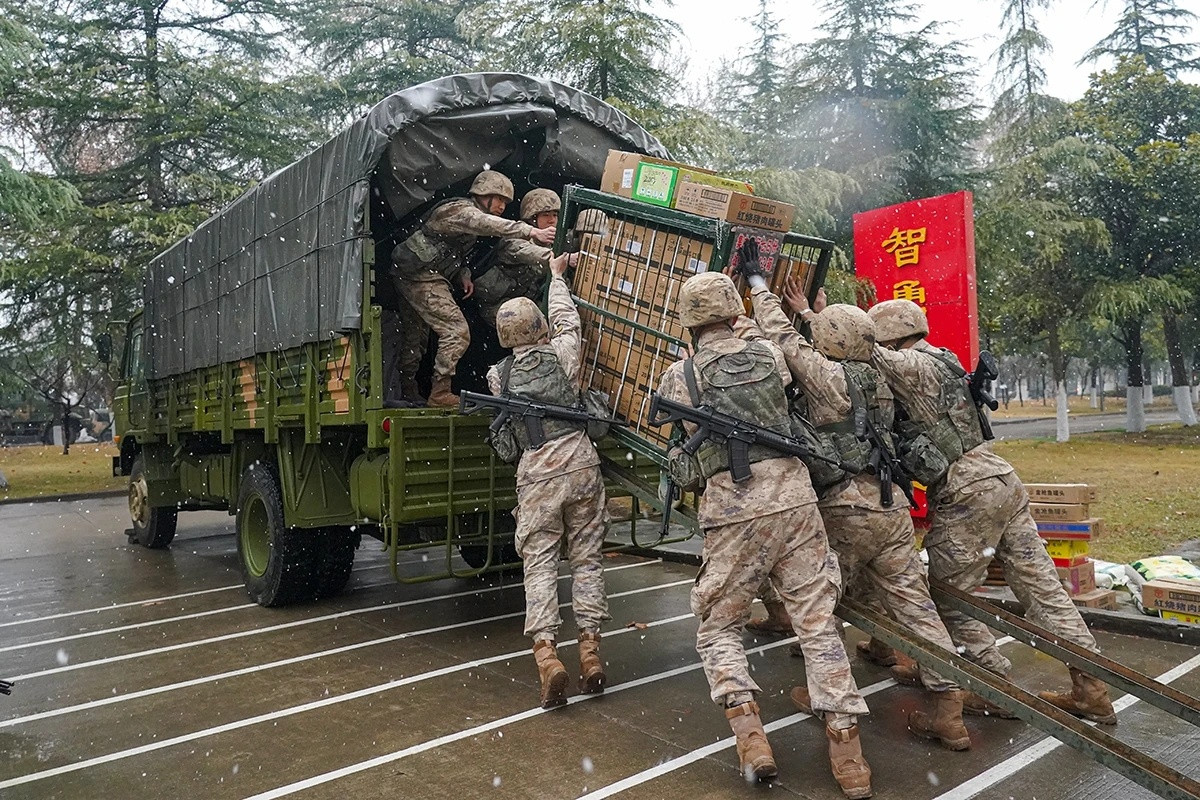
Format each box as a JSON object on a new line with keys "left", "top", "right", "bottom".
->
{"left": 505, "top": 346, "right": 585, "bottom": 451}
{"left": 893, "top": 347, "right": 986, "bottom": 487}
{"left": 391, "top": 199, "right": 477, "bottom": 282}
{"left": 796, "top": 361, "right": 895, "bottom": 495}
{"left": 687, "top": 341, "right": 793, "bottom": 480}
{"left": 472, "top": 257, "right": 545, "bottom": 315}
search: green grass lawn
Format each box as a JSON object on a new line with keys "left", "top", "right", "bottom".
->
{"left": 995, "top": 425, "right": 1200, "bottom": 564}
{"left": 0, "top": 444, "right": 124, "bottom": 502}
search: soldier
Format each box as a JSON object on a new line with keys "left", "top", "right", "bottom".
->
{"left": 866, "top": 299, "right": 1116, "bottom": 724}
{"left": 656, "top": 271, "right": 872, "bottom": 797}
{"left": 473, "top": 189, "right": 559, "bottom": 326}
{"left": 487, "top": 252, "right": 609, "bottom": 710}
{"left": 733, "top": 263, "right": 969, "bottom": 751}
{"left": 392, "top": 170, "right": 556, "bottom": 407}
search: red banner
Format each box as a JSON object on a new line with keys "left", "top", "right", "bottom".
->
{"left": 852, "top": 191, "right": 978, "bottom": 368}
{"left": 853, "top": 191, "right": 978, "bottom": 524}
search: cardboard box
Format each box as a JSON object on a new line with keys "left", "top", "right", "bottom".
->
{"left": 1142, "top": 578, "right": 1200, "bottom": 615}
{"left": 1160, "top": 610, "right": 1200, "bottom": 625}
{"left": 1030, "top": 502, "right": 1090, "bottom": 522}
{"left": 631, "top": 161, "right": 679, "bottom": 207}
{"left": 1037, "top": 518, "right": 1103, "bottom": 540}
{"left": 1071, "top": 588, "right": 1118, "bottom": 610}
{"left": 1043, "top": 538, "right": 1090, "bottom": 561}
{"left": 600, "top": 151, "right": 751, "bottom": 202}
{"left": 1025, "top": 483, "right": 1097, "bottom": 504}
{"left": 1056, "top": 560, "right": 1097, "bottom": 596}
{"left": 674, "top": 182, "right": 796, "bottom": 233}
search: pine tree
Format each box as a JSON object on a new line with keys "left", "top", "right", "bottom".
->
{"left": 722, "top": 0, "right": 788, "bottom": 166}
{"left": 464, "top": 0, "right": 679, "bottom": 115}
{"left": 990, "top": 0, "right": 1065, "bottom": 157}
{"left": 1083, "top": 0, "right": 1199, "bottom": 74}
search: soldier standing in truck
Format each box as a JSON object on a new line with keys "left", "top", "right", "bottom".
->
{"left": 392, "top": 170, "right": 555, "bottom": 407}
{"left": 486, "top": 251, "right": 610, "bottom": 710}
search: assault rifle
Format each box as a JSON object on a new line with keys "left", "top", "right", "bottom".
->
{"left": 967, "top": 351, "right": 1000, "bottom": 441}
{"left": 648, "top": 393, "right": 858, "bottom": 483}
{"left": 858, "top": 411, "right": 918, "bottom": 509}
{"left": 459, "top": 391, "right": 623, "bottom": 449}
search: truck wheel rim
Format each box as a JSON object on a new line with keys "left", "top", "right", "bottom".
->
{"left": 129, "top": 475, "right": 150, "bottom": 528}
{"left": 240, "top": 495, "right": 271, "bottom": 578}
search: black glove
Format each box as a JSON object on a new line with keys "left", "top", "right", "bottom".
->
{"left": 736, "top": 238, "right": 765, "bottom": 279}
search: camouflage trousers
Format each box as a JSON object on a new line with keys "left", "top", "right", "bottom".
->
{"left": 515, "top": 466, "right": 610, "bottom": 640}
{"left": 820, "top": 506, "right": 959, "bottom": 692}
{"left": 695, "top": 504, "right": 869, "bottom": 716}
{"left": 393, "top": 276, "right": 470, "bottom": 382}
{"left": 926, "top": 472, "right": 1099, "bottom": 676}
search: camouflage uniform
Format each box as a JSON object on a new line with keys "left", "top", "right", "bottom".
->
{"left": 394, "top": 198, "right": 535, "bottom": 382}
{"left": 487, "top": 276, "right": 608, "bottom": 640}
{"left": 474, "top": 239, "right": 551, "bottom": 326}
{"left": 658, "top": 327, "right": 868, "bottom": 718}
{"left": 749, "top": 289, "right": 958, "bottom": 692}
{"left": 872, "top": 340, "right": 1099, "bottom": 675}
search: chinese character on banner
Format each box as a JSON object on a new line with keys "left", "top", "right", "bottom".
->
{"left": 892, "top": 279, "right": 927, "bottom": 307}
{"left": 881, "top": 227, "right": 927, "bottom": 268}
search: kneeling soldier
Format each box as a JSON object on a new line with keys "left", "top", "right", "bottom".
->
{"left": 487, "top": 253, "right": 609, "bottom": 709}
{"left": 655, "top": 272, "right": 872, "bottom": 797}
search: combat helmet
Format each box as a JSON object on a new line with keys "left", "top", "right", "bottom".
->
{"left": 520, "top": 189, "right": 561, "bottom": 222}
{"left": 679, "top": 272, "right": 744, "bottom": 329}
{"left": 810, "top": 304, "right": 876, "bottom": 362}
{"left": 496, "top": 297, "right": 548, "bottom": 348}
{"left": 574, "top": 208, "right": 609, "bottom": 235}
{"left": 868, "top": 299, "right": 928, "bottom": 344}
{"left": 469, "top": 170, "right": 515, "bottom": 202}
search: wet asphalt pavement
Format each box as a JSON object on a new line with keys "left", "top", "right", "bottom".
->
{"left": 2, "top": 497, "right": 1198, "bottom": 800}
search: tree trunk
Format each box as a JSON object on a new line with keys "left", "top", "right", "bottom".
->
{"left": 61, "top": 403, "right": 71, "bottom": 456}
{"left": 1122, "top": 318, "right": 1146, "bottom": 433}
{"left": 1162, "top": 311, "right": 1197, "bottom": 426}
{"left": 1089, "top": 361, "right": 1099, "bottom": 409}
{"left": 142, "top": 1, "right": 166, "bottom": 211}
{"left": 1049, "top": 327, "right": 1069, "bottom": 442}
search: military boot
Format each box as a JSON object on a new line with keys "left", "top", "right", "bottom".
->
{"left": 908, "top": 690, "right": 971, "bottom": 751}
{"left": 578, "top": 631, "right": 606, "bottom": 694}
{"left": 789, "top": 685, "right": 815, "bottom": 715}
{"left": 1038, "top": 668, "right": 1117, "bottom": 724}
{"left": 746, "top": 599, "right": 794, "bottom": 635}
{"left": 962, "top": 691, "right": 1019, "bottom": 719}
{"left": 533, "top": 640, "right": 568, "bottom": 709}
{"left": 725, "top": 702, "right": 777, "bottom": 781}
{"left": 855, "top": 638, "right": 897, "bottom": 667}
{"left": 426, "top": 377, "right": 459, "bottom": 408}
{"left": 826, "top": 723, "right": 873, "bottom": 799}
{"left": 400, "top": 377, "right": 424, "bottom": 404}
{"left": 889, "top": 656, "right": 922, "bottom": 687}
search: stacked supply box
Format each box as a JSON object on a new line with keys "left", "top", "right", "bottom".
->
{"left": 1027, "top": 483, "right": 1115, "bottom": 610}
{"left": 1142, "top": 578, "right": 1200, "bottom": 624}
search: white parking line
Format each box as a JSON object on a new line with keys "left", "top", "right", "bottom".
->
{"left": 571, "top": 635, "right": 1019, "bottom": 799}
{"left": 239, "top": 638, "right": 800, "bottom": 800}
{"left": 7, "top": 558, "right": 662, "bottom": 681}
{"left": 0, "top": 566, "right": 677, "bottom": 729}
{"left": 0, "top": 585, "right": 244, "bottom": 628}
{"left": 932, "top": 651, "right": 1200, "bottom": 800}
{"left": 0, "top": 578, "right": 695, "bottom": 790}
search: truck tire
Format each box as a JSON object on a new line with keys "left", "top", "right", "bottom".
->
{"left": 314, "top": 527, "right": 359, "bottom": 599}
{"left": 236, "top": 462, "right": 318, "bottom": 607}
{"left": 127, "top": 455, "right": 177, "bottom": 549}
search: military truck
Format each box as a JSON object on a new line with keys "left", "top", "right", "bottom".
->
{"left": 110, "top": 73, "right": 833, "bottom": 607}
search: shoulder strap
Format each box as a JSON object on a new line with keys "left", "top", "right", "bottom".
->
{"left": 683, "top": 359, "right": 701, "bottom": 406}
{"left": 499, "top": 356, "right": 514, "bottom": 396}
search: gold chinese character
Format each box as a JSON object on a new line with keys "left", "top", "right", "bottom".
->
{"left": 881, "top": 227, "right": 927, "bottom": 267}
{"left": 893, "top": 279, "right": 927, "bottom": 306}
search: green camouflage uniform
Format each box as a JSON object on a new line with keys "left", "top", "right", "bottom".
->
{"left": 487, "top": 277, "right": 608, "bottom": 641}
{"left": 748, "top": 289, "right": 959, "bottom": 692}
{"left": 657, "top": 328, "right": 869, "bottom": 719}
{"left": 872, "top": 341, "right": 1098, "bottom": 676}
{"left": 393, "top": 198, "right": 534, "bottom": 382}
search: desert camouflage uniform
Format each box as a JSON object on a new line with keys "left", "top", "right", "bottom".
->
{"left": 487, "top": 276, "right": 608, "bottom": 640}
{"left": 394, "top": 198, "right": 535, "bottom": 382}
{"left": 658, "top": 327, "right": 869, "bottom": 718}
{"left": 749, "top": 289, "right": 958, "bottom": 692}
{"left": 474, "top": 239, "right": 551, "bottom": 326}
{"left": 872, "top": 340, "right": 1098, "bottom": 675}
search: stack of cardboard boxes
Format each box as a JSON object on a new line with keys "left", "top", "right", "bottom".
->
{"left": 1027, "top": 483, "right": 1117, "bottom": 610}
{"left": 569, "top": 152, "right": 814, "bottom": 448}
{"left": 1141, "top": 578, "right": 1200, "bottom": 624}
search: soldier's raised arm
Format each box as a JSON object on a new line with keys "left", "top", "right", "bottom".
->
{"left": 546, "top": 253, "right": 582, "bottom": 382}
{"left": 426, "top": 198, "right": 536, "bottom": 241}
